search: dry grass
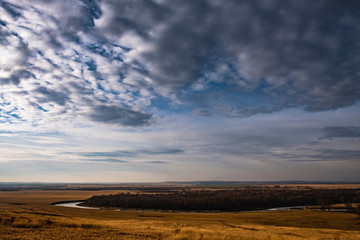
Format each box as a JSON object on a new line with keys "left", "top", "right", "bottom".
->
{"left": 0, "top": 189, "right": 359, "bottom": 240}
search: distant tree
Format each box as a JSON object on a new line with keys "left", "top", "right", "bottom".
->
{"left": 82, "top": 188, "right": 360, "bottom": 212}
{"left": 345, "top": 202, "right": 353, "bottom": 213}
{"left": 355, "top": 204, "right": 360, "bottom": 219}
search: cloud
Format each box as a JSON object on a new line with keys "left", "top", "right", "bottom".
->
{"left": 0, "top": 1, "right": 22, "bottom": 19}
{"left": 0, "top": 26, "right": 32, "bottom": 86}
{"left": 34, "top": 86, "right": 70, "bottom": 106}
{"left": 76, "top": 148, "right": 184, "bottom": 158}
{"left": 278, "top": 149, "right": 360, "bottom": 162}
{"left": 321, "top": 126, "right": 360, "bottom": 139}
{"left": 0, "top": 70, "right": 34, "bottom": 85}
{"left": 105, "top": 0, "right": 360, "bottom": 114}
{"left": 98, "top": 0, "right": 168, "bottom": 38}
{"left": 1, "top": 106, "right": 359, "bottom": 181}
{"left": 138, "top": 149, "right": 184, "bottom": 155}
{"left": 82, "top": 158, "right": 128, "bottom": 163}
{"left": 144, "top": 161, "right": 168, "bottom": 164}
{"left": 0, "top": 0, "right": 154, "bottom": 127}
{"left": 89, "top": 105, "right": 152, "bottom": 126}
{"left": 79, "top": 150, "right": 133, "bottom": 158}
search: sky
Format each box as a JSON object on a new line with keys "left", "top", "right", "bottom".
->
{"left": 0, "top": 0, "right": 359, "bottom": 183}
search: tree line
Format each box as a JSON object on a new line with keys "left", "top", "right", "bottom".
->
{"left": 81, "top": 188, "right": 360, "bottom": 211}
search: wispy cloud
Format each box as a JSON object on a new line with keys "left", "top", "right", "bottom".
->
{"left": 321, "top": 126, "right": 360, "bottom": 139}
{"left": 74, "top": 148, "right": 184, "bottom": 158}
{"left": 82, "top": 159, "right": 128, "bottom": 163}
{"left": 277, "top": 149, "right": 360, "bottom": 162}
{"left": 143, "top": 161, "right": 169, "bottom": 164}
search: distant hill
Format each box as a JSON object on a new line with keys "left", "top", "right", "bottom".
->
{"left": 1, "top": 181, "right": 359, "bottom": 191}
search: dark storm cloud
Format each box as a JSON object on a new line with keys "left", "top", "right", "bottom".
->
{"left": 101, "top": 0, "right": 360, "bottom": 113}
{"left": 34, "top": 0, "right": 102, "bottom": 42}
{"left": 89, "top": 105, "right": 152, "bottom": 126}
{"left": 321, "top": 126, "right": 360, "bottom": 139}
{"left": 101, "top": 0, "right": 168, "bottom": 38}
{"left": 143, "top": 0, "right": 222, "bottom": 89}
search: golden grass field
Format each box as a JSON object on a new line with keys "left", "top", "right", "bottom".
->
{"left": 0, "top": 187, "right": 360, "bottom": 240}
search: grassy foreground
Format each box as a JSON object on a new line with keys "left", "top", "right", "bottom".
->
{"left": 0, "top": 190, "right": 359, "bottom": 240}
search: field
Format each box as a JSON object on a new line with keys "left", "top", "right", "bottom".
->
{"left": 0, "top": 185, "right": 360, "bottom": 239}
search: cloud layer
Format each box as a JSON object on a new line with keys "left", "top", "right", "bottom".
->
{"left": 0, "top": 0, "right": 359, "bottom": 127}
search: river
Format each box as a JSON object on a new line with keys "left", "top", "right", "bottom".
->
{"left": 54, "top": 201, "right": 307, "bottom": 212}
{"left": 54, "top": 201, "right": 100, "bottom": 209}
